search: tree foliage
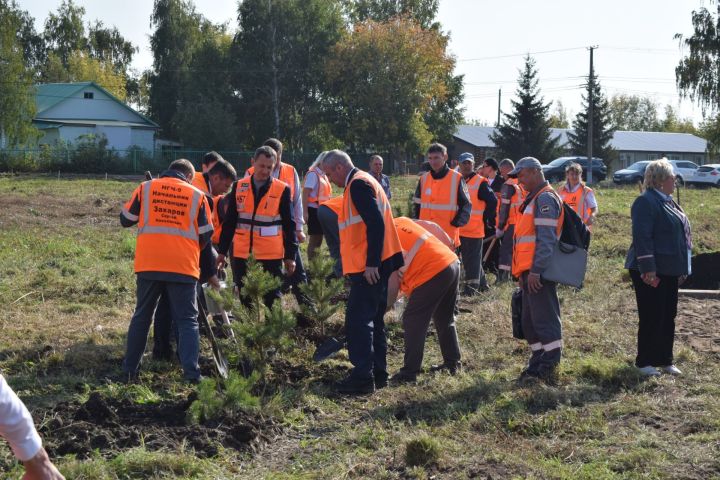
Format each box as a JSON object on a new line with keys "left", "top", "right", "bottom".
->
{"left": 675, "top": 5, "right": 720, "bottom": 114}
{"left": 346, "top": 0, "right": 440, "bottom": 29}
{"left": 608, "top": 94, "right": 660, "bottom": 132}
{"left": 566, "top": 76, "right": 615, "bottom": 162}
{"left": 324, "top": 17, "right": 458, "bottom": 158}
{"left": 44, "top": 51, "right": 128, "bottom": 100}
{"left": 548, "top": 100, "right": 570, "bottom": 129}
{"left": 490, "top": 55, "right": 559, "bottom": 162}
{"left": 42, "top": 0, "right": 87, "bottom": 69}
{"left": 0, "top": 0, "right": 38, "bottom": 146}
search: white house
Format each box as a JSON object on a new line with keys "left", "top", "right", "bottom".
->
{"left": 33, "top": 82, "right": 159, "bottom": 151}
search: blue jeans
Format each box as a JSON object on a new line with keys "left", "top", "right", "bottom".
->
{"left": 345, "top": 265, "right": 391, "bottom": 380}
{"left": 123, "top": 277, "right": 200, "bottom": 380}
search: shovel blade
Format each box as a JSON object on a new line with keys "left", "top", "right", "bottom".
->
{"left": 313, "top": 336, "right": 346, "bottom": 362}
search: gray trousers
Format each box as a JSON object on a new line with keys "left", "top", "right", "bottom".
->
{"left": 520, "top": 271, "right": 562, "bottom": 372}
{"left": 498, "top": 224, "right": 515, "bottom": 272}
{"left": 123, "top": 277, "right": 200, "bottom": 380}
{"left": 317, "top": 204, "right": 343, "bottom": 278}
{"left": 400, "top": 262, "right": 461, "bottom": 376}
{"left": 459, "top": 236, "right": 488, "bottom": 288}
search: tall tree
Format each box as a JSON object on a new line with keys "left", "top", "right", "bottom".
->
{"left": 232, "top": 0, "right": 345, "bottom": 150}
{"left": 324, "top": 17, "right": 457, "bottom": 159}
{"left": 42, "top": 0, "right": 87, "bottom": 70}
{"left": 346, "top": 0, "right": 440, "bottom": 29}
{"left": 87, "top": 21, "right": 137, "bottom": 72}
{"left": 0, "top": 0, "right": 38, "bottom": 146}
{"left": 608, "top": 94, "right": 660, "bottom": 131}
{"left": 490, "top": 55, "right": 559, "bottom": 162}
{"left": 566, "top": 76, "right": 615, "bottom": 162}
{"left": 548, "top": 99, "right": 570, "bottom": 128}
{"left": 43, "top": 50, "right": 128, "bottom": 100}
{"left": 675, "top": 5, "right": 720, "bottom": 114}
{"left": 659, "top": 105, "right": 697, "bottom": 134}
{"left": 424, "top": 71, "right": 465, "bottom": 146}
{"left": 15, "top": 6, "right": 46, "bottom": 75}
{"left": 148, "top": 0, "right": 203, "bottom": 139}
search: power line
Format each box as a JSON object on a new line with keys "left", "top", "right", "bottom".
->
{"left": 457, "top": 46, "right": 588, "bottom": 62}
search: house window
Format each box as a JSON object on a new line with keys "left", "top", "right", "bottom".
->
{"left": 666, "top": 154, "right": 681, "bottom": 160}
{"left": 83, "top": 92, "right": 94, "bottom": 99}
{"left": 619, "top": 153, "right": 632, "bottom": 168}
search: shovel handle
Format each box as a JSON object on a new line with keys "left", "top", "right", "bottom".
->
{"left": 483, "top": 237, "right": 498, "bottom": 263}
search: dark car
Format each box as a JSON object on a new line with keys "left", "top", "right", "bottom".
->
{"left": 612, "top": 161, "right": 650, "bottom": 185}
{"left": 541, "top": 156, "right": 607, "bottom": 183}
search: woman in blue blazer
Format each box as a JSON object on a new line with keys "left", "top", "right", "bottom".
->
{"left": 625, "top": 159, "right": 692, "bottom": 377}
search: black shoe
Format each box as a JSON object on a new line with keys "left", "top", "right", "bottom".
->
{"left": 429, "top": 362, "right": 462, "bottom": 375}
{"left": 375, "top": 374, "right": 389, "bottom": 389}
{"left": 460, "top": 285, "right": 476, "bottom": 296}
{"left": 390, "top": 371, "right": 417, "bottom": 385}
{"left": 122, "top": 372, "right": 139, "bottom": 385}
{"left": 335, "top": 376, "right": 375, "bottom": 395}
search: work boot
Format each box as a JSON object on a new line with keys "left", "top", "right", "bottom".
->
{"left": 374, "top": 372, "right": 389, "bottom": 389}
{"left": 335, "top": 376, "right": 375, "bottom": 395}
{"left": 461, "top": 284, "right": 478, "bottom": 296}
{"left": 429, "top": 362, "right": 462, "bottom": 376}
{"left": 390, "top": 371, "right": 417, "bottom": 385}
{"left": 495, "top": 270, "right": 509, "bottom": 284}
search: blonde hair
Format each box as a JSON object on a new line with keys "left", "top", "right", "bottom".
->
{"left": 565, "top": 162, "right": 585, "bottom": 185}
{"left": 309, "top": 151, "right": 328, "bottom": 170}
{"left": 643, "top": 158, "right": 674, "bottom": 190}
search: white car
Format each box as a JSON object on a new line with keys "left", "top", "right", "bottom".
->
{"left": 689, "top": 164, "right": 720, "bottom": 187}
{"left": 667, "top": 160, "right": 699, "bottom": 185}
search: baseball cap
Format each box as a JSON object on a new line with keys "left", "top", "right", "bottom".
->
{"left": 458, "top": 152, "right": 475, "bottom": 163}
{"left": 507, "top": 157, "right": 542, "bottom": 178}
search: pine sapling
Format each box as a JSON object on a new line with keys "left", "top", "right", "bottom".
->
{"left": 299, "top": 253, "right": 344, "bottom": 336}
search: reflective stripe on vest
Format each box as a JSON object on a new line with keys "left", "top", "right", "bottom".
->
{"left": 460, "top": 174, "right": 487, "bottom": 238}
{"left": 233, "top": 177, "right": 287, "bottom": 260}
{"left": 138, "top": 181, "right": 201, "bottom": 241}
{"left": 306, "top": 167, "right": 332, "bottom": 207}
{"left": 560, "top": 184, "right": 591, "bottom": 223}
{"left": 417, "top": 171, "right": 459, "bottom": 211}
{"left": 404, "top": 231, "right": 431, "bottom": 266}
{"left": 338, "top": 190, "right": 390, "bottom": 232}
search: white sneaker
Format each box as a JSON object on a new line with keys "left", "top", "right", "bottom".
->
{"left": 637, "top": 366, "right": 661, "bottom": 377}
{"left": 661, "top": 365, "right": 682, "bottom": 376}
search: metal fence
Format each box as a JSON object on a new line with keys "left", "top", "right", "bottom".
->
{"left": 0, "top": 147, "right": 393, "bottom": 175}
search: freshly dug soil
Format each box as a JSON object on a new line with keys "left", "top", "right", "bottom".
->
{"left": 38, "top": 391, "right": 278, "bottom": 459}
{"left": 676, "top": 296, "right": 720, "bottom": 359}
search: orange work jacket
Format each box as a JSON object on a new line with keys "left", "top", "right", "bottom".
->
{"left": 459, "top": 174, "right": 488, "bottom": 238}
{"left": 233, "top": 177, "right": 287, "bottom": 260}
{"left": 415, "top": 169, "right": 463, "bottom": 247}
{"left": 559, "top": 183, "right": 593, "bottom": 225}
{"left": 305, "top": 166, "right": 332, "bottom": 207}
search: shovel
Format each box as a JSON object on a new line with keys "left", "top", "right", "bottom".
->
{"left": 313, "top": 336, "right": 346, "bottom": 362}
{"left": 197, "top": 297, "right": 230, "bottom": 379}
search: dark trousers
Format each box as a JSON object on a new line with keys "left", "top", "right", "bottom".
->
{"left": 630, "top": 269, "right": 679, "bottom": 367}
{"left": 123, "top": 277, "right": 200, "bottom": 380}
{"left": 459, "top": 236, "right": 487, "bottom": 288}
{"left": 400, "top": 262, "right": 461, "bottom": 375}
{"left": 498, "top": 224, "right": 515, "bottom": 272}
{"left": 153, "top": 283, "right": 210, "bottom": 359}
{"left": 345, "top": 264, "right": 391, "bottom": 380}
{"left": 283, "top": 249, "right": 311, "bottom": 307}
{"left": 232, "top": 257, "right": 284, "bottom": 309}
{"left": 317, "top": 204, "right": 343, "bottom": 278}
{"left": 520, "top": 272, "right": 562, "bottom": 372}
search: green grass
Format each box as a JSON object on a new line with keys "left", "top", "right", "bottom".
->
{"left": 0, "top": 175, "right": 719, "bottom": 479}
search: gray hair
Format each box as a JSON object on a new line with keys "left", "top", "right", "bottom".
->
{"left": 322, "top": 149, "right": 353, "bottom": 170}
{"left": 644, "top": 158, "right": 674, "bottom": 190}
{"left": 309, "top": 151, "right": 329, "bottom": 170}
{"left": 498, "top": 158, "right": 515, "bottom": 170}
{"left": 168, "top": 158, "right": 195, "bottom": 181}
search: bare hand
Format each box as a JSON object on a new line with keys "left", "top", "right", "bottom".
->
{"left": 23, "top": 447, "right": 65, "bottom": 480}
{"left": 527, "top": 272, "right": 543, "bottom": 294}
{"left": 364, "top": 266, "right": 380, "bottom": 285}
{"left": 587, "top": 215, "right": 595, "bottom": 226}
{"left": 641, "top": 271, "right": 660, "bottom": 288}
{"left": 216, "top": 254, "right": 227, "bottom": 271}
{"left": 495, "top": 229, "right": 504, "bottom": 239}
{"left": 679, "top": 275, "right": 688, "bottom": 286}
{"left": 296, "top": 231, "right": 306, "bottom": 243}
{"left": 284, "top": 259, "right": 296, "bottom": 277}
{"left": 207, "top": 275, "right": 221, "bottom": 290}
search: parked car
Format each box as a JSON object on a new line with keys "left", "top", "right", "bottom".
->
{"left": 541, "top": 156, "right": 607, "bottom": 183}
{"left": 613, "top": 161, "right": 650, "bottom": 185}
{"left": 666, "top": 160, "right": 699, "bottom": 185}
{"left": 688, "top": 164, "right": 720, "bottom": 187}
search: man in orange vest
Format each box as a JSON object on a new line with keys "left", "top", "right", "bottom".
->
{"left": 412, "top": 143, "right": 471, "bottom": 248}
{"left": 200, "top": 150, "right": 222, "bottom": 174}
{"left": 458, "top": 152, "right": 497, "bottom": 295}
{"left": 495, "top": 158, "right": 525, "bottom": 283}
{"left": 508, "top": 157, "right": 564, "bottom": 382}
{"left": 323, "top": 150, "right": 404, "bottom": 394}
{"left": 120, "top": 159, "right": 214, "bottom": 383}
{"left": 387, "top": 218, "right": 462, "bottom": 383}
{"left": 216, "top": 146, "right": 298, "bottom": 308}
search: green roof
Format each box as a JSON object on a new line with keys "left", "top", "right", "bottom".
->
{"left": 34, "top": 82, "right": 159, "bottom": 128}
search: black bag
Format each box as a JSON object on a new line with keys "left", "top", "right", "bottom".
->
{"left": 511, "top": 288, "right": 524, "bottom": 340}
{"left": 559, "top": 202, "right": 591, "bottom": 250}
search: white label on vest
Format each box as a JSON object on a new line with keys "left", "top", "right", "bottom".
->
{"left": 260, "top": 226, "right": 279, "bottom": 237}
{"left": 425, "top": 188, "right": 432, "bottom": 195}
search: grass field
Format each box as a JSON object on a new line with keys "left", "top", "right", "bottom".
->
{"left": 1, "top": 174, "right": 719, "bottom": 479}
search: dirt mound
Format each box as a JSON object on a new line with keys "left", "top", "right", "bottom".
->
{"left": 38, "top": 391, "right": 278, "bottom": 459}
{"left": 675, "top": 297, "right": 720, "bottom": 359}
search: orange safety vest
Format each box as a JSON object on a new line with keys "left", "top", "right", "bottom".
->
{"left": 210, "top": 194, "right": 223, "bottom": 245}
{"left": 320, "top": 195, "right": 343, "bottom": 216}
{"left": 394, "top": 217, "right": 458, "bottom": 296}
{"left": 305, "top": 166, "right": 332, "bottom": 208}
{"left": 559, "top": 183, "right": 593, "bottom": 225}
{"left": 338, "top": 170, "right": 402, "bottom": 275}
{"left": 246, "top": 162, "right": 297, "bottom": 199}
{"left": 459, "top": 174, "right": 488, "bottom": 238}
{"left": 512, "top": 185, "right": 564, "bottom": 277}
{"left": 415, "top": 169, "right": 463, "bottom": 247}
{"left": 233, "top": 177, "right": 287, "bottom": 260}
{"left": 502, "top": 178, "right": 525, "bottom": 226}
{"left": 191, "top": 172, "right": 210, "bottom": 195}
{"left": 130, "top": 177, "right": 207, "bottom": 279}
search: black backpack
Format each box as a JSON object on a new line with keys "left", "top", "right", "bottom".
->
{"left": 559, "top": 201, "right": 591, "bottom": 250}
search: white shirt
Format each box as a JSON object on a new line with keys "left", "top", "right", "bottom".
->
{"left": 0, "top": 374, "right": 42, "bottom": 461}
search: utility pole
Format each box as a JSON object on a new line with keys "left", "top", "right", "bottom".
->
{"left": 587, "top": 46, "right": 596, "bottom": 184}
{"left": 497, "top": 88, "right": 502, "bottom": 127}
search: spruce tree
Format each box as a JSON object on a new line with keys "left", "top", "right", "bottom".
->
{"left": 490, "top": 55, "right": 560, "bottom": 162}
{"left": 566, "top": 75, "right": 616, "bottom": 163}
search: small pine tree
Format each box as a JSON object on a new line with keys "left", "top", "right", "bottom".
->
{"left": 188, "top": 371, "right": 260, "bottom": 424}
{"left": 490, "top": 55, "right": 560, "bottom": 162}
{"left": 566, "top": 74, "right": 616, "bottom": 164}
{"left": 299, "top": 254, "right": 344, "bottom": 336}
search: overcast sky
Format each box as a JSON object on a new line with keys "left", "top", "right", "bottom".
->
{"left": 19, "top": 0, "right": 708, "bottom": 125}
